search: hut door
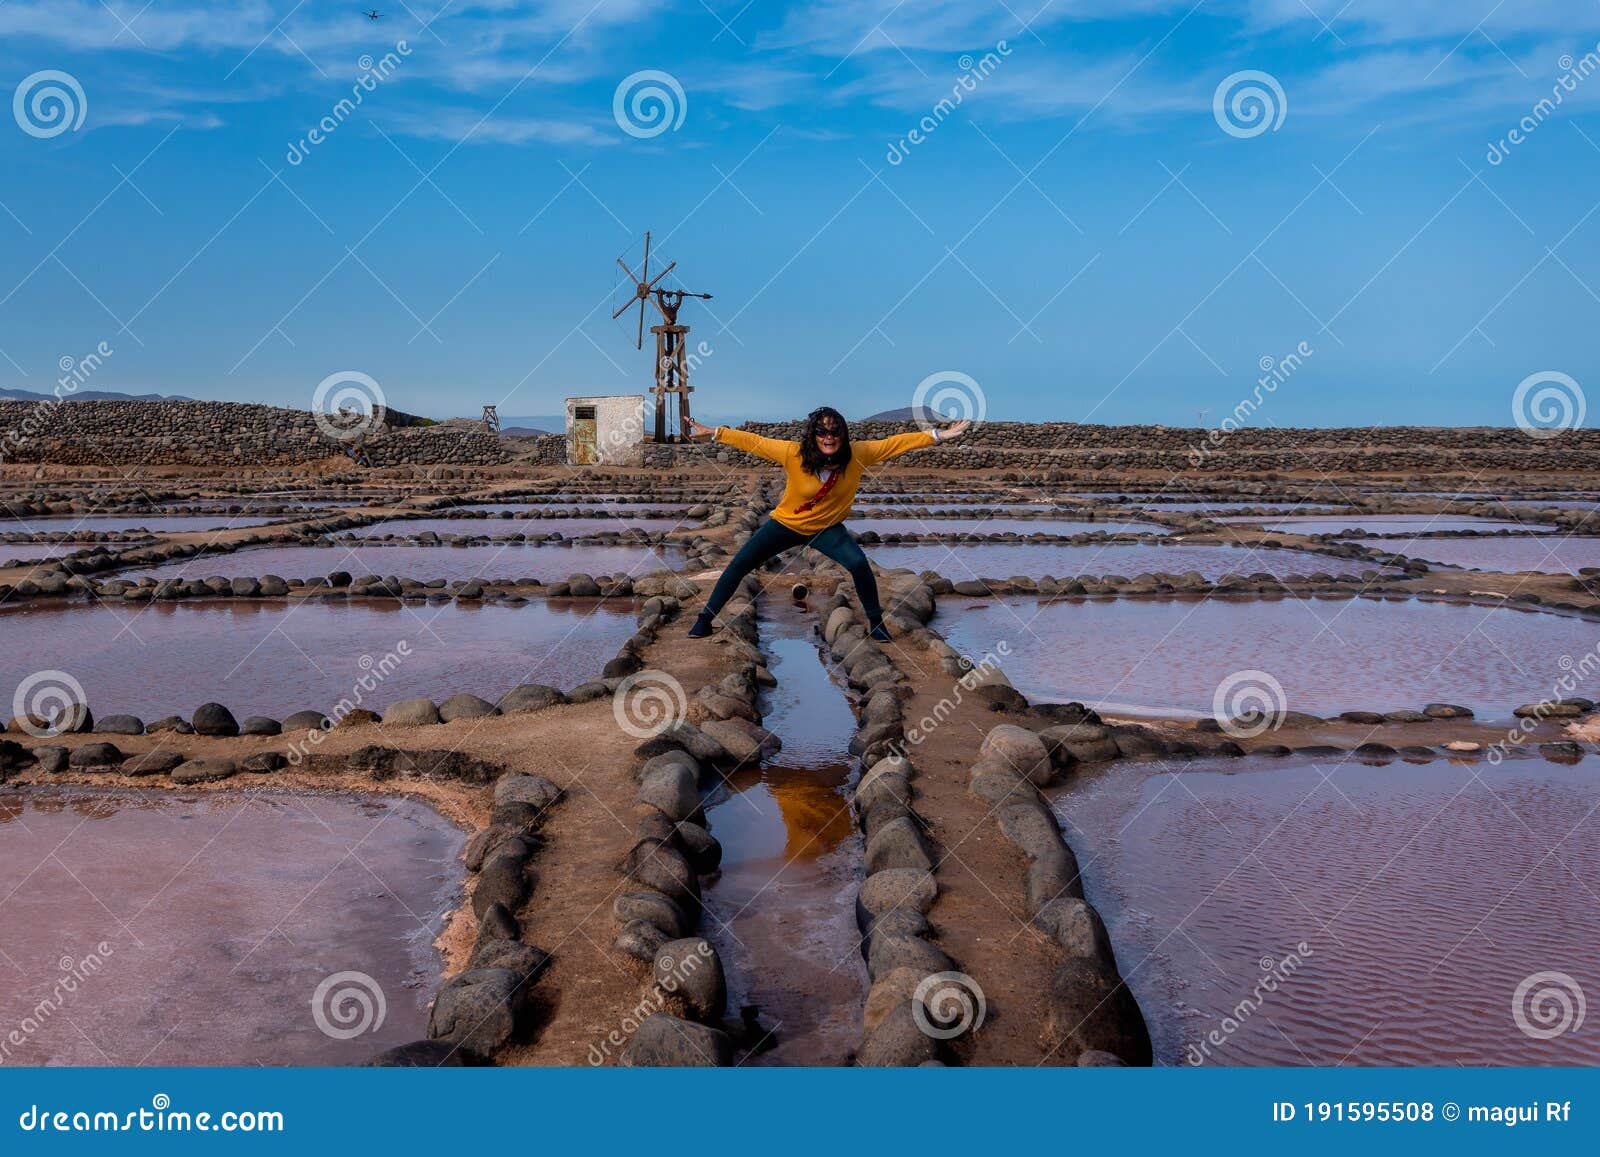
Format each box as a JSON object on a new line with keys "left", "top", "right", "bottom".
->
{"left": 571, "top": 406, "right": 598, "bottom": 465}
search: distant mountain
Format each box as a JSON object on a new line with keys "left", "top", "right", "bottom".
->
{"left": 496, "top": 414, "right": 565, "bottom": 433}
{"left": 862, "top": 406, "right": 923, "bottom": 422}
{"left": 501, "top": 425, "right": 556, "bottom": 437}
{"left": 0, "top": 386, "right": 192, "bottom": 402}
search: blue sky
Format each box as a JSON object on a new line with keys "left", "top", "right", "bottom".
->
{"left": 0, "top": 1, "right": 1596, "bottom": 426}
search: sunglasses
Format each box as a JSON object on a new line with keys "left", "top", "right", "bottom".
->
{"left": 816, "top": 425, "right": 843, "bottom": 437}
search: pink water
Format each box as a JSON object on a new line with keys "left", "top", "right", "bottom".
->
{"left": 0, "top": 787, "right": 463, "bottom": 1065}
{"left": 937, "top": 596, "right": 1591, "bottom": 720}
{"left": 1354, "top": 535, "right": 1600, "bottom": 574}
{"left": 0, "top": 516, "right": 281, "bottom": 533}
{"left": 700, "top": 601, "right": 867, "bottom": 1065}
{"left": 1220, "top": 515, "right": 1552, "bottom": 535}
{"left": 851, "top": 517, "right": 1168, "bottom": 536}
{"left": 347, "top": 516, "right": 690, "bottom": 537}
{"left": 868, "top": 542, "right": 1383, "bottom": 580}
{"left": 0, "top": 598, "right": 639, "bottom": 720}
{"left": 1052, "top": 755, "right": 1600, "bottom": 1066}
{"left": 113, "top": 542, "right": 684, "bottom": 583}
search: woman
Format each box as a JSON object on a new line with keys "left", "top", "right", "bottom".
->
{"left": 683, "top": 407, "right": 971, "bottom": 640}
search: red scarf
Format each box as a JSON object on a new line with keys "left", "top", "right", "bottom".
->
{"left": 794, "top": 467, "right": 843, "bottom": 514}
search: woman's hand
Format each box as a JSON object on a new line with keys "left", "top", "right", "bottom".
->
{"left": 940, "top": 419, "right": 973, "bottom": 442}
{"left": 684, "top": 418, "right": 719, "bottom": 441}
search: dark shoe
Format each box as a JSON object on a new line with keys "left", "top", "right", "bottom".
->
{"left": 687, "top": 614, "right": 715, "bottom": 639}
{"left": 869, "top": 621, "right": 891, "bottom": 642}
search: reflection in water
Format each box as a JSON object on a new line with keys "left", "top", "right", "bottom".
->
{"left": 1051, "top": 756, "right": 1600, "bottom": 1066}
{"left": 1220, "top": 514, "right": 1553, "bottom": 535}
{"left": 0, "top": 598, "right": 640, "bottom": 720}
{"left": 0, "top": 787, "right": 463, "bottom": 1065}
{"left": 701, "top": 601, "right": 867, "bottom": 1065}
{"left": 939, "top": 595, "right": 1594, "bottom": 721}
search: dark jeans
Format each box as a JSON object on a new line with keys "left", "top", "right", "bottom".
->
{"left": 700, "top": 518, "right": 883, "bottom": 623}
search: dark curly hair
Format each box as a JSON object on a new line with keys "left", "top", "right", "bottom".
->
{"left": 798, "top": 406, "right": 851, "bottom": 476}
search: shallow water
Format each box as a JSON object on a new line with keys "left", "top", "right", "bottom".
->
{"left": 346, "top": 516, "right": 690, "bottom": 538}
{"left": 868, "top": 541, "right": 1382, "bottom": 580}
{"left": 936, "top": 595, "right": 1594, "bottom": 720}
{"left": 1355, "top": 535, "right": 1600, "bottom": 574}
{"left": 1051, "top": 755, "right": 1600, "bottom": 1066}
{"left": 0, "top": 598, "right": 639, "bottom": 719}
{"left": 852, "top": 517, "right": 1169, "bottom": 537}
{"left": 0, "top": 787, "right": 463, "bottom": 1065}
{"left": 0, "top": 515, "right": 282, "bottom": 534}
{"left": 112, "top": 542, "right": 685, "bottom": 583}
{"left": 700, "top": 600, "right": 866, "bottom": 1065}
{"left": 1219, "top": 514, "right": 1552, "bottom": 536}
{"left": 454, "top": 500, "right": 686, "bottom": 512}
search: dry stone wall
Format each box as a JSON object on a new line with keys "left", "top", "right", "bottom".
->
{"left": 641, "top": 420, "right": 1600, "bottom": 474}
{"left": 0, "top": 400, "right": 509, "bottom": 467}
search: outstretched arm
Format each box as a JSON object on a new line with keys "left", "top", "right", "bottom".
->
{"left": 856, "top": 420, "right": 973, "bottom": 466}
{"left": 685, "top": 418, "right": 794, "bottom": 465}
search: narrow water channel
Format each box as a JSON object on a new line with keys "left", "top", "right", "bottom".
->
{"left": 700, "top": 598, "right": 868, "bottom": 1065}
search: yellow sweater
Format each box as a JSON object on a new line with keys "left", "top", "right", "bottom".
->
{"left": 714, "top": 426, "right": 938, "bottom": 535}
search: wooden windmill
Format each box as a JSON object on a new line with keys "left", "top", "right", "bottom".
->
{"left": 613, "top": 231, "right": 713, "bottom": 443}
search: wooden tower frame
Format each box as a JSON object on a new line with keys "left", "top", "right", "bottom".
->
{"left": 612, "top": 231, "right": 712, "bottom": 443}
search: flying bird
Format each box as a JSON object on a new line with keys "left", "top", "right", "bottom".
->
{"left": 363, "top": 8, "right": 383, "bottom": 18}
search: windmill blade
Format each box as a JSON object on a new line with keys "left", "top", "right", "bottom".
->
{"left": 643, "top": 259, "right": 677, "bottom": 292}
{"left": 635, "top": 298, "right": 645, "bottom": 348}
